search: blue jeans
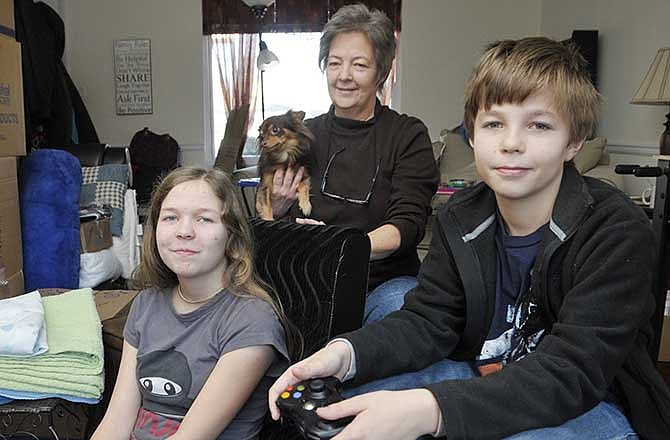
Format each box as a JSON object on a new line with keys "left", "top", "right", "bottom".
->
{"left": 355, "top": 279, "right": 638, "bottom": 439}
{"left": 343, "top": 358, "right": 637, "bottom": 440}
{"left": 364, "top": 276, "right": 417, "bottom": 325}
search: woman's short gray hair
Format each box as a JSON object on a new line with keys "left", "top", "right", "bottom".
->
{"left": 319, "top": 3, "right": 396, "bottom": 92}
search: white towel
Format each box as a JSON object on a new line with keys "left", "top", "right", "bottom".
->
{"left": 112, "top": 188, "right": 139, "bottom": 279}
{"left": 0, "top": 290, "right": 48, "bottom": 357}
{"left": 79, "top": 248, "right": 123, "bottom": 288}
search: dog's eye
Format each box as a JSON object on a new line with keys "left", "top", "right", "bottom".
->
{"left": 270, "top": 126, "right": 280, "bottom": 135}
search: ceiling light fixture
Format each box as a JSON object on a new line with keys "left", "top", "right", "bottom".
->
{"left": 241, "top": 0, "right": 275, "bottom": 19}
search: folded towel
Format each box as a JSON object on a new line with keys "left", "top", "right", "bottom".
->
{"left": 0, "top": 387, "right": 99, "bottom": 404}
{"left": 0, "top": 290, "right": 48, "bottom": 356}
{"left": 0, "top": 288, "right": 104, "bottom": 400}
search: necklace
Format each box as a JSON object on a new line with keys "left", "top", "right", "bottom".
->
{"left": 176, "top": 285, "right": 223, "bottom": 304}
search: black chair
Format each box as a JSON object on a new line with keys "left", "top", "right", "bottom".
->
{"left": 254, "top": 219, "right": 370, "bottom": 439}
{"left": 53, "top": 143, "right": 130, "bottom": 167}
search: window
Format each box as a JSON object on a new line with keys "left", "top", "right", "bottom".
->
{"left": 210, "top": 32, "right": 332, "bottom": 160}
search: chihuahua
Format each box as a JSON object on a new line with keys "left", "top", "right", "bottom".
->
{"left": 256, "top": 110, "right": 315, "bottom": 220}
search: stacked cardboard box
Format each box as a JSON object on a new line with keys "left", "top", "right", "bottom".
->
{"left": 0, "top": 4, "right": 26, "bottom": 299}
{"left": 0, "top": 157, "right": 24, "bottom": 299}
{"left": 0, "top": 0, "right": 14, "bottom": 38}
{"left": 659, "top": 291, "right": 670, "bottom": 362}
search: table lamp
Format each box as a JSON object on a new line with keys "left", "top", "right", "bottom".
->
{"left": 631, "top": 47, "right": 670, "bottom": 156}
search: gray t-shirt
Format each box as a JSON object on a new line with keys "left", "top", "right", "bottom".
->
{"left": 124, "top": 286, "right": 289, "bottom": 440}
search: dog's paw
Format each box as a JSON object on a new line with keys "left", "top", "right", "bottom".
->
{"left": 299, "top": 199, "right": 312, "bottom": 217}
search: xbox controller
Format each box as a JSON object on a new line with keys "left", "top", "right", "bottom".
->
{"left": 276, "top": 377, "right": 353, "bottom": 439}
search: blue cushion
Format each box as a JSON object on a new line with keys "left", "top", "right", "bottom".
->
{"left": 20, "top": 149, "right": 82, "bottom": 291}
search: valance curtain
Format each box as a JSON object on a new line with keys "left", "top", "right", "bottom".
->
{"left": 202, "top": 0, "right": 401, "bottom": 35}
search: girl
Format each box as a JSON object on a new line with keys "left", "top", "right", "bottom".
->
{"left": 92, "top": 167, "right": 289, "bottom": 440}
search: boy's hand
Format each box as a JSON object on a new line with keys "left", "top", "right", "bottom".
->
{"left": 320, "top": 389, "right": 441, "bottom": 440}
{"left": 271, "top": 167, "right": 304, "bottom": 217}
{"left": 268, "top": 341, "right": 352, "bottom": 420}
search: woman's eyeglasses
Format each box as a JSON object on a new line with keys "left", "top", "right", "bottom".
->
{"left": 320, "top": 148, "right": 380, "bottom": 205}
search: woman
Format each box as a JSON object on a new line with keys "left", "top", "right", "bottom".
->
{"left": 270, "top": 4, "right": 438, "bottom": 323}
{"left": 92, "top": 167, "right": 289, "bottom": 440}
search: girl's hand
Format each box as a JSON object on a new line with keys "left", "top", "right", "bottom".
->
{"left": 271, "top": 167, "right": 304, "bottom": 217}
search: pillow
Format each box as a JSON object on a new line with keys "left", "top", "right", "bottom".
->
{"left": 80, "top": 164, "right": 129, "bottom": 236}
{"left": 438, "top": 128, "right": 476, "bottom": 183}
{"left": 573, "top": 136, "right": 607, "bottom": 174}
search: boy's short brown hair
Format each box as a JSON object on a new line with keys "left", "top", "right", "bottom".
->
{"left": 463, "top": 37, "right": 602, "bottom": 145}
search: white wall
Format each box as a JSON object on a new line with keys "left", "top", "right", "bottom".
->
{"left": 399, "top": 0, "right": 541, "bottom": 140}
{"left": 61, "top": 0, "right": 206, "bottom": 166}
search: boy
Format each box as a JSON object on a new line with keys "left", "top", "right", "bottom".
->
{"left": 269, "top": 37, "right": 670, "bottom": 439}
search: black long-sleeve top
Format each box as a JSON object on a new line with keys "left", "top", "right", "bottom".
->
{"left": 288, "top": 100, "right": 439, "bottom": 290}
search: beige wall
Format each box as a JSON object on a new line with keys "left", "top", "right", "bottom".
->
{"left": 59, "top": 0, "right": 667, "bottom": 173}
{"left": 541, "top": 0, "right": 670, "bottom": 152}
{"left": 540, "top": 0, "right": 670, "bottom": 195}
{"left": 59, "top": 0, "right": 542, "bottom": 165}
{"left": 399, "top": 0, "right": 541, "bottom": 140}
{"left": 61, "top": 0, "right": 205, "bottom": 165}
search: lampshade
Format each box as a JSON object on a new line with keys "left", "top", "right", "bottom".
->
{"left": 631, "top": 48, "right": 670, "bottom": 105}
{"left": 257, "top": 40, "right": 279, "bottom": 71}
{"left": 241, "top": 0, "right": 275, "bottom": 19}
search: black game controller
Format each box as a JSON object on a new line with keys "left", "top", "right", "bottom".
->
{"left": 276, "top": 377, "right": 353, "bottom": 439}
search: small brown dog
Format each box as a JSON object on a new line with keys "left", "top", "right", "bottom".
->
{"left": 255, "top": 110, "right": 315, "bottom": 220}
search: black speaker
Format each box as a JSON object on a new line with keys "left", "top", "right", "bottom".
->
{"left": 570, "top": 30, "right": 599, "bottom": 89}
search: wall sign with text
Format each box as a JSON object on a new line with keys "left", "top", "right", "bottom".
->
{"left": 114, "top": 39, "right": 153, "bottom": 115}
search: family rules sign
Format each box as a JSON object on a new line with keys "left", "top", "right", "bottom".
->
{"left": 114, "top": 39, "right": 153, "bottom": 115}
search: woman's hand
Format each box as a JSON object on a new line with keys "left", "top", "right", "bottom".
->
{"left": 268, "top": 341, "right": 352, "bottom": 420}
{"left": 296, "top": 218, "right": 326, "bottom": 225}
{"left": 271, "top": 167, "right": 304, "bottom": 217}
{"left": 368, "top": 224, "right": 401, "bottom": 261}
{"left": 321, "top": 389, "right": 441, "bottom": 440}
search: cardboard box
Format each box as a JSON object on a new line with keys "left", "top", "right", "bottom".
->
{"left": 0, "top": 0, "right": 14, "bottom": 38}
{"left": 80, "top": 217, "right": 113, "bottom": 253}
{"left": 0, "top": 34, "right": 25, "bottom": 157}
{"left": 0, "top": 269, "right": 23, "bottom": 299}
{"left": 659, "top": 316, "right": 670, "bottom": 362}
{"left": 94, "top": 290, "right": 139, "bottom": 321}
{"left": 0, "top": 157, "right": 22, "bottom": 298}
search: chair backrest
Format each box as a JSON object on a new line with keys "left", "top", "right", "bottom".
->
{"left": 214, "top": 105, "right": 249, "bottom": 174}
{"left": 251, "top": 219, "right": 370, "bottom": 440}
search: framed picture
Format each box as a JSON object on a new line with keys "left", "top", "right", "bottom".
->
{"left": 114, "top": 39, "right": 153, "bottom": 115}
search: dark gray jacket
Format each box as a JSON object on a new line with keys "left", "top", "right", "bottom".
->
{"left": 344, "top": 165, "right": 670, "bottom": 439}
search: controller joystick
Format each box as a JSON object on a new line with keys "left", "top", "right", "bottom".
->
{"left": 308, "top": 379, "right": 328, "bottom": 399}
{"left": 276, "top": 377, "right": 353, "bottom": 439}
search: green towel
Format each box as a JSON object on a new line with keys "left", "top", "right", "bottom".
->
{"left": 0, "top": 288, "right": 104, "bottom": 399}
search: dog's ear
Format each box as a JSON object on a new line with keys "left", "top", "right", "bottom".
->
{"left": 289, "top": 110, "right": 306, "bottom": 122}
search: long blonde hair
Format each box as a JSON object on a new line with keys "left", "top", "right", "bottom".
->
{"left": 132, "top": 167, "right": 302, "bottom": 357}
